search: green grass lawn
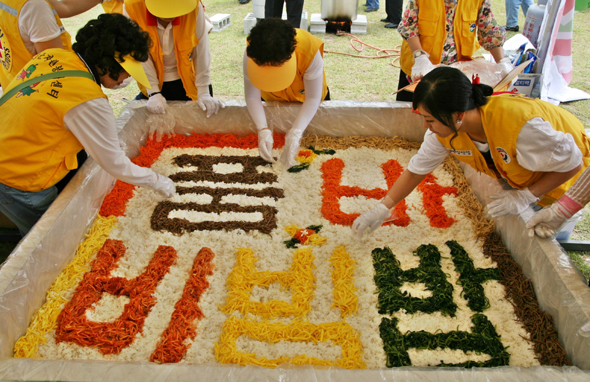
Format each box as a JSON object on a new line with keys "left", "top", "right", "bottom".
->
{"left": 2, "top": 1, "right": 590, "bottom": 280}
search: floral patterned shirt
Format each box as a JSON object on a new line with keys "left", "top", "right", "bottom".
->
{"left": 397, "top": 0, "right": 505, "bottom": 65}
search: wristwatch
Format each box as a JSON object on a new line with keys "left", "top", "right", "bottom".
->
{"left": 413, "top": 50, "right": 428, "bottom": 60}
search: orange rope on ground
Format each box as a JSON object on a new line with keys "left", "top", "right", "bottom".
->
{"left": 324, "top": 31, "right": 402, "bottom": 67}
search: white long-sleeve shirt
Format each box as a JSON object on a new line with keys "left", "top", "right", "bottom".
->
{"left": 408, "top": 117, "right": 583, "bottom": 176}
{"left": 63, "top": 98, "right": 157, "bottom": 187}
{"left": 243, "top": 49, "right": 324, "bottom": 132}
{"left": 19, "top": 0, "right": 65, "bottom": 55}
{"left": 123, "top": 2, "right": 211, "bottom": 95}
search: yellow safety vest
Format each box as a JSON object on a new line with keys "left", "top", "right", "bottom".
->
{"left": 124, "top": 0, "right": 199, "bottom": 99}
{"left": 261, "top": 29, "right": 328, "bottom": 103}
{"left": 0, "top": 48, "right": 107, "bottom": 192}
{"left": 399, "top": 0, "right": 480, "bottom": 76}
{"left": 437, "top": 94, "right": 590, "bottom": 206}
{"left": 0, "top": 0, "right": 72, "bottom": 88}
{"left": 102, "top": 0, "right": 124, "bottom": 13}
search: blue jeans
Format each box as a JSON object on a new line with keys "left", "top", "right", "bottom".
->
{"left": 0, "top": 182, "right": 58, "bottom": 236}
{"left": 505, "top": 0, "right": 534, "bottom": 27}
{"left": 367, "top": 0, "right": 379, "bottom": 9}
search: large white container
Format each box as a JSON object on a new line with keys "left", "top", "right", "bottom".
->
{"left": 523, "top": 0, "right": 547, "bottom": 48}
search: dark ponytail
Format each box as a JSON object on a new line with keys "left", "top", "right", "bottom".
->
{"left": 471, "top": 83, "right": 494, "bottom": 107}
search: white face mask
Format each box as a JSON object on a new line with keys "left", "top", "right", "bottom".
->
{"left": 111, "top": 76, "right": 133, "bottom": 90}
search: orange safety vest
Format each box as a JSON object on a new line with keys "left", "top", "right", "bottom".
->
{"left": 399, "top": 0, "right": 480, "bottom": 76}
{"left": 437, "top": 94, "right": 590, "bottom": 206}
{"left": 0, "top": 0, "right": 72, "bottom": 88}
{"left": 0, "top": 48, "right": 106, "bottom": 192}
{"left": 124, "top": 0, "right": 199, "bottom": 99}
{"left": 261, "top": 29, "right": 328, "bottom": 103}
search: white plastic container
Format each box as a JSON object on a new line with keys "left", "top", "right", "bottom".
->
{"left": 523, "top": 0, "right": 547, "bottom": 48}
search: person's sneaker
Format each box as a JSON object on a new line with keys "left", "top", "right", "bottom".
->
{"left": 365, "top": 7, "right": 378, "bottom": 12}
{"left": 381, "top": 18, "right": 389, "bottom": 22}
{"left": 385, "top": 22, "right": 399, "bottom": 28}
{"left": 505, "top": 25, "right": 519, "bottom": 32}
{"left": 239, "top": 0, "right": 250, "bottom": 4}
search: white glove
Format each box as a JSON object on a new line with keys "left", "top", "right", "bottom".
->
{"left": 147, "top": 93, "right": 166, "bottom": 114}
{"left": 411, "top": 54, "right": 436, "bottom": 82}
{"left": 258, "top": 129, "right": 274, "bottom": 162}
{"left": 497, "top": 57, "right": 515, "bottom": 77}
{"left": 111, "top": 76, "right": 133, "bottom": 90}
{"left": 150, "top": 173, "right": 176, "bottom": 198}
{"left": 196, "top": 93, "right": 224, "bottom": 118}
{"left": 279, "top": 128, "right": 304, "bottom": 169}
{"left": 486, "top": 188, "right": 539, "bottom": 218}
{"left": 525, "top": 195, "right": 582, "bottom": 238}
{"left": 352, "top": 203, "right": 392, "bottom": 239}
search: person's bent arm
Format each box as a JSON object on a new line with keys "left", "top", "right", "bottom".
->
{"left": 526, "top": 166, "right": 590, "bottom": 238}
{"left": 243, "top": 50, "right": 273, "bottom": 162}
{"left": 488, "top": 117, "right": 584, "bottom": 218}
{"left": 46, "top": 0, "right": 101, "bottom": 18}
{"left": 383, "top": 170, "right": 428, "bottom": 208}
{"left": 64, "top": 98, "right": 174, "bottom": 196}
{"left": 278, "top": 52, "right": 324, "bottom": 168}
{"left": 20, "top": 0, "right": 63, "bottom": 54}
{"left": 352, "top": 170, "right": 427, "bottom": 238}
{"left": 33, "top": 37, "right": 64, "bottom": 54}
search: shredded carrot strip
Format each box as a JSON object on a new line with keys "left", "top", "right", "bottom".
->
{"left": 417, "top": 174, "right": 458, "bottom": 228}
{"left": 54, "top": 239, "right": 177, "bottom": 354}
{"left": 14, "top": 214, "right": 117, "bottom": 358}
{"left": 150, "top": 247, "right": 215, "bottom": 363}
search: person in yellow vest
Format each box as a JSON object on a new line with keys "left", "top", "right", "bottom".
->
{"left": 395, "top": 0, "right": 513, "bottom": 102}
{"left": 0, "top": 0, "right": 72, "bottom": 89}
{"left": 123, "top": 0, "right": 223, "bottom": 117}
{"left": 244, "top": 18, "right": 329, "bottom": 169}
{"left": 353, "top": 67, "right": 590, "bottom": 238}
{"left": 46, "top": 0, "right": 122, "bottom": 17}
{"left": 0, "top": 13, "right": 176, "bottom": 236}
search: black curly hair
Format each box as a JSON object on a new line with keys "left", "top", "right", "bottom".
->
{"left": 247, "top": 18, "right": 296, "bottom": 66}
{"left": 72, "top": 13, "right": 151, "bottom": 82}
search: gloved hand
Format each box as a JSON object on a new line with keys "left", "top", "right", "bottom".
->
{"left": 147, "top": 93, "right": 166, "bottom": 114}
{"left": 525, "top": 195, "right": 582, "bottom": 238}
{"left": 196, "top": 93, "right": 224, "bottom": 118}
{"left": 486, "top": 188, "right": 539, "bottom": 218}
{"left": 496, "top": 57, "right": 515, "bottom": 77}
{"left": 150, "top": 173, "right": 176, "bottom": 198}
{"left": 258, "top": 129, "right": 274, "bottom": 162}
{"left": 279, "top": 128, "right": 303, "bottom": 169}
{"left": 411, "top": 54, "right": 436, "bottom": 82}
{"left": 352, "top": 203, "right": 392, "bottom": 239}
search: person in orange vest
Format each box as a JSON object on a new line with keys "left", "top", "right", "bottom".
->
{"left": 0, "top": 0, "right": 72, "bottom": 89}
{"left": 244, "top": 18, "right": 329, "bottom": 169}
{"left": 0, "top": 13, "right": 175, "bottom": 236}
{"left": 353, "top": 67, "right": 590, "bottom": 238}
{"left": 123, "top": 0, "right": 223, "bottom": 117}
{"left": 395, "top": 0, "right": 514, "bottom": 102}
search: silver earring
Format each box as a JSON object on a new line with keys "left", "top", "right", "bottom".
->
{"left": 457, "top": 120, "right": 462, "bottom": 125}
